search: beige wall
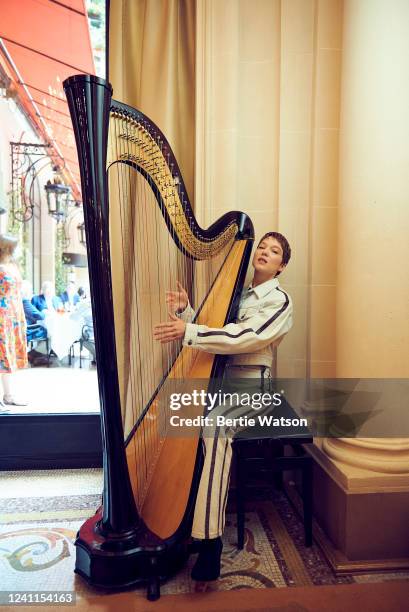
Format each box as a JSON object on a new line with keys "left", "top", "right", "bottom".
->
{"left": 336, "top": 0, "right": 409, "bottom": 377}
{"left": 195, "top": 0, "right": 343, "bottom": 377}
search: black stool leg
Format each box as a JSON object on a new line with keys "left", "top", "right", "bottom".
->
{"left": 236, "top": 446, "right": 246, "bottom": 549}
{"left": 146, "top": 556, "right": 160, "bottom": 601}
{"left": 273, "top": 471, "right": 283, "bottom": 490}
{"left": 270, "top": 440, "right": 284, "bottom": 490}
{"left": 302, "top": 457, "right": 313, "bottom": 547}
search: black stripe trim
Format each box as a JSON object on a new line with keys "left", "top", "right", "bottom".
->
{"left": 197, "top": 287, "right": 290, "bottom": 339}
{"left": 220, "top": 469, "right": 231, "bottom": 533}
{"left": 204, "top": 430, "right": 221, "bottom": 539}
{"left": 203, "top": 395, "right": 258, "bottom": 538}
{"left": 212, "top": 399, "right": 274, "bottom": 536}
{"left": 257, "top": 287, "right": 289, "bottom": 333}
{"left": 216, "top": 438, "right": 229, "bottom": 535}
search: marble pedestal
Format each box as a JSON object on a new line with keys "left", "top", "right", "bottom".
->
{"left": 308, "top": 439, "right": 409, "bottom": 571}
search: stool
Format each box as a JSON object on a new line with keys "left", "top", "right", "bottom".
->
{"left": 233, "top": 436, "right": 313, "bottom": 549}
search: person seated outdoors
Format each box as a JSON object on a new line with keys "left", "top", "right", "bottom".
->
{"left": 32, "top": 281, "right": 62, "bottom": 313}
{"left": 21, "top": 280, "right": 47, "bottom": 342}
{"left": 77, "top": 286, "right": 87, "bottom": 302}
{"left": 71, "top": 300, "right": 96, "bottom": 363}
{"left": 60, "top": 281, "right": 80, "bottom": 311}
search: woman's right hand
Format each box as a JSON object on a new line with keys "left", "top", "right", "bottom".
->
{"left": 166, "top": 281, "right": 188, "bottom": 314}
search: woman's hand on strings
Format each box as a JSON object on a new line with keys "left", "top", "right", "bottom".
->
{"left": 153, "top": 313, "right": 186, "bottom": 344}
{"left": 165, "top": 281, "right": 188, "bottom": 314}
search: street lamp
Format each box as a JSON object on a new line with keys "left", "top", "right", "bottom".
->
{"left": 77, "top": 221, "right": 86, "bottom": 246}
{"left": 44, "top": 179, "right": 71, "bottom": 221}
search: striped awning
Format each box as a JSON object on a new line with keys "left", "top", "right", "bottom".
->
{"left": 0, "top": 0, "right": 96, "bottom": 199}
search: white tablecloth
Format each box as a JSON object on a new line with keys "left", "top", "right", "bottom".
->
{"left": 40, "top": 311, "right": 84, "bottom": 358}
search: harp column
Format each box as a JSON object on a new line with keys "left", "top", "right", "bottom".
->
{"left": 309, "top": 0, "right": 409, "bottom": 569}
{"left": 64, "top": 75, "right": 140, "bottom": 537}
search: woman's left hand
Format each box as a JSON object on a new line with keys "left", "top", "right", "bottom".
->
{"left": 153, "top": 313, "right": 186, "bottom": 343}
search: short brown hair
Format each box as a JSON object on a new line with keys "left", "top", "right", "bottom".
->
{"left": 258, "top": 232, "right": 291, "bottom": 276}
{"left": 0, "top": 234, "right": 18, "bottom": 263}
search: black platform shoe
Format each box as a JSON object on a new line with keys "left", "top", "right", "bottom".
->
{"left": 191, "top": 537, "right": 223, "bottom": 581}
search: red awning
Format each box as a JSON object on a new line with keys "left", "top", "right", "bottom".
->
{"left": 0, "top": 0, "right": 96, "bottom": 199}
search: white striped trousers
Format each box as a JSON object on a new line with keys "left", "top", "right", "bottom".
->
{"left": 191, "top": 368, "right": 271, "bottom": 539}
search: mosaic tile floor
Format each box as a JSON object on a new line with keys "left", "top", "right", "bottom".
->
{"left": 0, "top": 469, "right": 408, "bottom": 598}
{"left": 0, "top": 469, "right": 103, "bottom": 501}
{"left": 0, "top": 512, "right": 289, "bottom": 597}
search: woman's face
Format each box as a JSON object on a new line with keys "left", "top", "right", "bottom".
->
{"left": 251, "top": 236, "right": 285, "bottom": 277}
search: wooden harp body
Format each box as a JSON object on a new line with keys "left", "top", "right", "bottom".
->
{"left": 63, "top": 74, "right": 254, "bottom": 599}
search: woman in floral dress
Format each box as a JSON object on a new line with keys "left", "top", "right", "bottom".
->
{"left": 0, "top": 234, "right": 28, "bottom": 407}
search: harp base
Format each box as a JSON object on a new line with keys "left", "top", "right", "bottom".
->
{"left": 74, "top": 510, "right": 189, "bottom": 600}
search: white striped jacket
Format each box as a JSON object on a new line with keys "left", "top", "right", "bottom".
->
{"left": 179, "top": 277, "right": 293, "bottom": 369}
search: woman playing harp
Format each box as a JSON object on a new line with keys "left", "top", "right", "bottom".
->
{"left": 154, "top": 232, "right": 293, "bottom": 581}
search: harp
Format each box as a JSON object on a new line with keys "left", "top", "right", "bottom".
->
{"left": 63, "top": 74, "right": 254, "bottom": 599}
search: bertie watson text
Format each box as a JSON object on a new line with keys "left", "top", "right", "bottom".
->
{"left": 168, "top": 390, "right": 308, "bottom": 429}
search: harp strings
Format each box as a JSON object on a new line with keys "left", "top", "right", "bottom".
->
{"left": 119, "top": 113, "right": 144, "bottom": 502}
{"left": 131, "top": 113, "right": 149, "bottom": 496}
{"left": 108, "top": 110, "right": 237, "bottom": 511}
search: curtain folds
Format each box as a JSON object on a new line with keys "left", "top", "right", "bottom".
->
{"left": 109, "top": 0, "right": 196, "bottom": 205}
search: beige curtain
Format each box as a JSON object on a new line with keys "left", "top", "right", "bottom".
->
{"left": 109, "top": 0, "right": 196, "bottom": 204}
